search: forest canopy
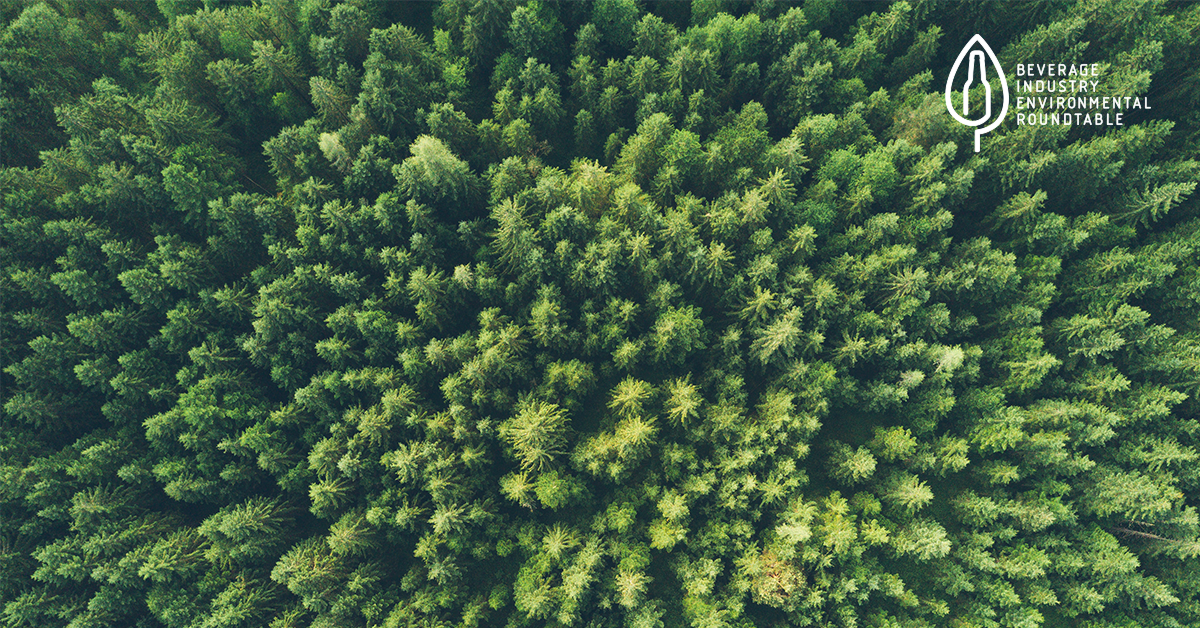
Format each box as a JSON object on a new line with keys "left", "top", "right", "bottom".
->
{"left": 2, "top": 1, "right": 1200, "bottom": 627}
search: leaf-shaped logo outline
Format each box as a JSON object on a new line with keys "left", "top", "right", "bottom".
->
{"left": 945, "top": 34, "right": 1010, "bottom": 152}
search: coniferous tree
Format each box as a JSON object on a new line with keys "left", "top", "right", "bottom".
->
{"left": 3, "top": 2, "right": 1200, "bottom": 627}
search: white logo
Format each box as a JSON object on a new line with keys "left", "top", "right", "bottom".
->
{"left": 946, "top": 35, "right": 1009, "bottom": 152}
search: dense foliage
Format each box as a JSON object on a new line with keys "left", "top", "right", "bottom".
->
{"left": 3, "top": 1, "right": 1200, "bottom": 627}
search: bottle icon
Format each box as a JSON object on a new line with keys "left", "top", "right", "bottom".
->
{"left": 945, "top": 35, "right": 1009, "bottom": 152}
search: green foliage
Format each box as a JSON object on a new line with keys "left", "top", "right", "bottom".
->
{"left": 500, "top": 399, "right": 569, "bottom": 472}
{"left": 4, "top": 1, "right": 1200, "bottom": 627}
